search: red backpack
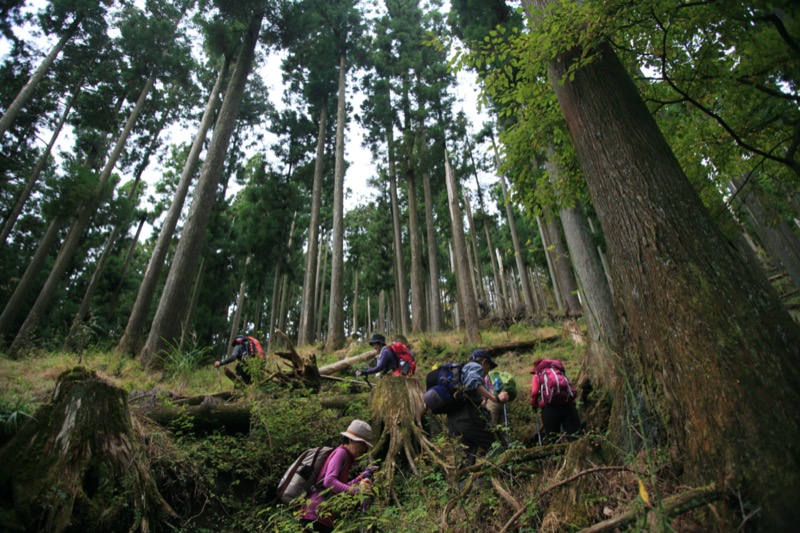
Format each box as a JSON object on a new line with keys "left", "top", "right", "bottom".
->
{"left": 534, "top": 359, "right": 576, "bottom": 407}
{"left": 389, "top": 342, "right": 416, "bottom": 376}
{"left": 245, "top": 336, "right": 265, "bottom": 359}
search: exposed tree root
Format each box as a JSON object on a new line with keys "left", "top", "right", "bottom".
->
{"left": 578, "top": 484, "right": 722, "bottom": 532}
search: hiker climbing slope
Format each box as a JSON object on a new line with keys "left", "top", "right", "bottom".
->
{"left": 446, "top": 349, "right": 509, "bottom": 468}
{"left": 213, "top": 334, "right": 263, "bottom": 384}
{"left": 355, "top": 333, "right": 416, "bottom": 377}
{"left": 300, "top": 420, "right": 376, "bottom": 533}
{"left": 530, "top": 358, "right": 581, "bottom": 442}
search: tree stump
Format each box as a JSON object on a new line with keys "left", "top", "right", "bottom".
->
{"left": 0, "top": 367, "right": 175, "bottom": 532}
{"left": 369, "top": 377, "right": 449, "bottom": 489}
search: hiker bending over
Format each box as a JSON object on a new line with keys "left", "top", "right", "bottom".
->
{"left": 447, "top": 349, "right": 509, "bottom": 468}
{"left": 530, "top": 358, "right": 581, "bottom": 443}
{"left": 300, "top": 420, "right": 376, "bottom": 533}
{"left": 355, "top": 334, "right": 396, "bottom": 377}
{"left": 213, "top": 335, "right": 260, "bottom": 384}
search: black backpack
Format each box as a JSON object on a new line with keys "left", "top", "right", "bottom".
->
{"left": 423, "top": 363, "right": 465, "bottom": 414}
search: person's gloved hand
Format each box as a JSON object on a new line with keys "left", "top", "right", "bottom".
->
{"left": 497, "top": 391, "right": 510, "bottom": 403}
{"left": 355, "top": 370, "right": 363, "bottom": 377}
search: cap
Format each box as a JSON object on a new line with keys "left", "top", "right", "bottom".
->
{"left": 470, "top": 349, "right": 498, "bottom": 369}
{"left": 341, "top": 419, "right": 373, "bottom": 447}
{"left": 368, "top": 333, "right": 386, "bottom": 346}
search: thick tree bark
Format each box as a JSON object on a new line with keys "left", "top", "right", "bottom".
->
{"left": 326, "top": 53, "right": 347, "bottom": 351}
{"left": 445, "top": 152, "right": 481, "bottom": 342}
{"left": 117, "top": 56, "right": 229, "bottom": 357}
{"left": 142, "top": 12, "right": 262, "bottom": 367}
{"left": 8, "top": 73, "right": 156, "bottom": 357}
{"left": 531, "top": 3, "right": 800, "bottom": 525}
{"left": 0, "top": 367, "right": 176, "bottom": 532}
{"left": 298, "top": 104, "right": 327, "bottom": 346}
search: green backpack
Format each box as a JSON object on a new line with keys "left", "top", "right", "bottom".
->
{"left": 489, "top": 370, "right": 517, "bottom": 402}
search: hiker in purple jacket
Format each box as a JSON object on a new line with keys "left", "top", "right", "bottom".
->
{"left": 355, "top": 333, "right": 397, "bottom": 377}
{"left": 300, "top": 420, "right": 375, "bottom": 533}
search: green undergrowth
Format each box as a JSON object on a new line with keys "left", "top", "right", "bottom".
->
{"left": 2, "top": 320, "right": 617, "bottom": 531}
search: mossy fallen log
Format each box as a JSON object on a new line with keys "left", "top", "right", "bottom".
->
{"left": 133, "top": 393, "right": 370, "bottom": 434}
{"left": 0, "top": 366, "right": 176, "bottom": 532}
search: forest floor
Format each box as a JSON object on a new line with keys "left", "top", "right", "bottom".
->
{"left": 0, "top": 320, "right": 730, "bottom": 532}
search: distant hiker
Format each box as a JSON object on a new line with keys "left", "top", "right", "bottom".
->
{"left": 447, "top": 349, "right": 509, "bottom": 468}
{"left": 355, "top": 333, "right": 416, "bottom": 377}
{"left": 530, "top": 358, "right": 580, "bottom": 442}
{"left": 213, "top": 335, "right": 263, "bottom": 384}
{"left": 300, "top": 420, "right": 376, "bottom": 533}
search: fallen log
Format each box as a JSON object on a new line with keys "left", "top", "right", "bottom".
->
{"left": 318, "top": 349, "right": 377, "bottom": 375}
{"left": 483, "top": 333, "right": 561, "bottom": 359}
{"left": 133, "top": 393, "right": 371, "bottom": 434}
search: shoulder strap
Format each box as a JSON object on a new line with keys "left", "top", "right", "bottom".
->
{"left": 277, "top": 449, "right": 310, "bottom": 496}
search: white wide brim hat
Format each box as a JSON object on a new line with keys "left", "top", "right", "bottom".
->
{"left": 341, "top": 419, "right": 373, "bottom": 447}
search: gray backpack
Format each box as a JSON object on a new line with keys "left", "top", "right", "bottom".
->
{"left": 277, "top": 446, "right": 334, "bottom": 504}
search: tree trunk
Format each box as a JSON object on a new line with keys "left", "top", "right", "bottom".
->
{"left": 423, "top": 170, "right": 444, "bottom": 331}
{"left": 544, "top": 213, "right": 582, "bottom": 315}
{"left": 117, "top": 56, "right": 229, "bottom": 357}
{"left": 496, "top": 168, "right": 535, "bottom": 315}
{"left": 65, "top": 112, "right": 167, "bottom": 352}
{"left": 531, "top": 3, "right": 800, "bottom": 525}
{"left": 0, "top": 214, "right": 67, "bottom": 340}
{"left": 228, "top": 255, "right": 252, "bottom": 353}
{"left": 0, "top": 367, "right": 176, "bottom": 531}
{"left": 8, "top": 73, "right": 156, "bottom": 357}
{"left": 388, "top": 135, "right": 410, "bottom": 334}
{"left": 559, "top": 204, "right": 619, "bottom": 392}
{"left": 107, "top": 215, "right": 147, "bottom": 316}
{"left": 445, "top": 152, "right": 481, "bottom": 343}
{"left": 406, "top": 164, "right": 427, "bottom": 333}
{"left": 0, "top": 85, "right": 77, "bottom": 245}
{"left": 732, "top": 176, "right": 800, "bottom": 293}
{"left": 141, "top": 12, "right": 262, "bottom": 367}
{"left": 463, "top": 195, "right": 487, "bottom": 310}
{"left": 326, "top": 53, "right": 347, "bottom": 351}
{"left": 298, "top": 104, "right": 327, "bottom": 346}
{"left": 0, "top": 18, "right": 80, "bottom": 138}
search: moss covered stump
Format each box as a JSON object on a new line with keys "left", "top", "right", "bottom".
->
{"left": 0, "top": 367, "right": 175, "bottom": 532}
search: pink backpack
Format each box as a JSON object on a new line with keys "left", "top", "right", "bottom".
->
{"left": 534, "top": 359, "right": 576, "bottom": 407}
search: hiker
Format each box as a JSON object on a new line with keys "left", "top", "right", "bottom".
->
{"left": 300, "top": 420, "right": 376, "bottom": 533}
{"left": 355, "top": 333, "right": 415, "bottom": 377}
{"left": 213, "top": 335, "right": 260, "bottom": 384}
{"left": 447, "top": 349, "right": 509, "bottom": 468}
{"left": 530, "top": 358, "right": 581, "bottom": 442}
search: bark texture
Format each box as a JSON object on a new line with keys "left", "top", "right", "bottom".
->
{"left": 0, "top": 367, "right": 175, "bottom": 532}
{"left": 536, "top": 22, "right": 800, "bottom": 528}
{"left": 141, "top": 11, "right": 262, "bottom": 366}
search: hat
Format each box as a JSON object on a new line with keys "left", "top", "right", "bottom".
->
{"left": 470, "top": 349, "right": 498, "bottom": 369}
{"left": 368, "top": 333, "right": 386, "bottom": 346}
{"left": 341, "top": 419, "right": 373, "bottom": 447}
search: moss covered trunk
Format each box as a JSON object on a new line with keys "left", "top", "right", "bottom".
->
{"left": 0, "top": 367, "right": 175, "bottom": 532}
{"left": 529, "top": 2, "right": 800, "bottom": 527}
